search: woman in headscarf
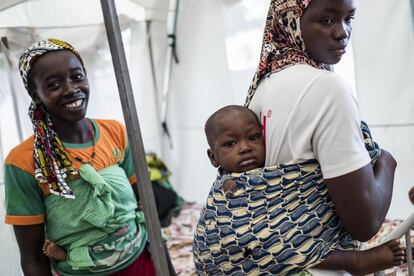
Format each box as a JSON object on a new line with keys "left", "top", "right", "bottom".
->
{"left": 193, "top": 0, "right": 402, "bottom": 274}
{"left": 247, "top": 0, "right": 396, "bottom": 245}
{"left": 3, "top": 38, "right": 175, "bottom": 275}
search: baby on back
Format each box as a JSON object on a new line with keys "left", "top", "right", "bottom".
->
{"left": 193, "top": 105, "right": 405, "bottom": 275}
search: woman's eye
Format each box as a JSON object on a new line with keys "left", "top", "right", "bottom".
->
{"left": 320, "top": 18, "right": 334, "bottom": 25}
{"left": 345, "top": 16, "right": 355, "bottom": 24}
{"left": 47, "top": 81, "right": 61, "bottom": 90}
{"left": 72, "top": 74, "right": 85, "bottom": 81}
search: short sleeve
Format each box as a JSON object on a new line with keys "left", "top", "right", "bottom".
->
{"left": 297, "top": 72, "right": 371, "bottom": 179}
{"left": 119, "top": 142, "right": 137, "bottom": 184}
{"left": 115, "top": 122, "right": 136, "bottom": 184}
{"left": 4, "top": 164, "right": 45, "bottom": 225}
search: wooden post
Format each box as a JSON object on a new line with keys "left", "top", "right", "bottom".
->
{"left": 100, "top": 1, "right": 170, "bottom": 275}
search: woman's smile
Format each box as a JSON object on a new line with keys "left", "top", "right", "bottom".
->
{"left": 63, "top": 98, "right": 85, "bottom": 110}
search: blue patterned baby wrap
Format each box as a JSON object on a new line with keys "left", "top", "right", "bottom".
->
{"left": 193, "top": 122, "right": 380, "bottom": 275}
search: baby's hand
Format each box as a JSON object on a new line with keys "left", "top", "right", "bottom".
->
{"left": 409, "top": 187, "right": 414, "bottom": 205}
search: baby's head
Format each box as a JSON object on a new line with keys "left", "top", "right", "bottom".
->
{"left": 205, "top": 105, "right": 265, "bottom": 173}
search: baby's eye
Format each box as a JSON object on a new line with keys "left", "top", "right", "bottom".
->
{"left": 249, "top": 133, "right": 262, "bottom": 141}
{"left": 223, "top": 141, "right": 236, "bottom": 148}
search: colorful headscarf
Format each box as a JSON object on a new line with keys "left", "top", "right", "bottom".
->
{"left": 245, "top": 0, "right": 324, "bottom": 107}
{"left": 19, "top": 38, "right": 84, "bottom": 199}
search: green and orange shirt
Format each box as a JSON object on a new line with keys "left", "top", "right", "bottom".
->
{"left": 4, "top": 119, "right": 147, "bottom": 275}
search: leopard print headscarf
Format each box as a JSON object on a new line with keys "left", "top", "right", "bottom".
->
{"left": 245, "top": 0, "right": 324, "bottom": 107}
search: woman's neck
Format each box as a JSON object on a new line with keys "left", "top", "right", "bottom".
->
{"left": 51, "top": 117, "right": 93, "bottom": 144}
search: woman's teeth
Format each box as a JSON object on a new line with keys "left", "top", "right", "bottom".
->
{"left": 65, "top": 99, "right": 83, "bottom": 109}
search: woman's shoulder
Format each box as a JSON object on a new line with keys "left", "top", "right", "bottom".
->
{"left": 261, "top": 64, "right": 329, "bottom": 89}
{"left": 92, "top": 118, "right": 128, "bottom": 146}
{"left": 274, "top": 64, "right": 353, "bottom": 100}
{"left": 5, "top": 135, "right": 35, "bottom": 174}
{"left": 277, "top": 63, "right": 327, "bottom": 76}
{"left": 93, "top": 118, "right": 125, "bottom": 129}
{"left": 308, "top": 69, "right": 354, "bottom": 98}
{"left": 93, "top": 118, "right": 126, "bottom": 135}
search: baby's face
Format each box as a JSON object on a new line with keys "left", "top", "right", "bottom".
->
{"left": 210, "top": 110, "right": 265, "bottom": 173}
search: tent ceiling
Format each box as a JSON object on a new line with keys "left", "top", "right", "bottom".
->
{"left": 0, "top": 0, "right": 170, "bottom": 57}
{"left": 0, "top": 0, "right": 147, "bottom": 28}
{"left": 0, "top": 0, "right": 27, "bottom": 12}
{"left": 0, "top": 0, "right": 170, "bottom": 28}
{"left": 0, "top": 0, "right": 170, "bottom": 13}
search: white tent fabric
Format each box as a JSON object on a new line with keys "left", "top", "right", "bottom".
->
{"left": 0, "top": 0, "right": 413, "bottom": 274}
{"left": 352, "top": 0, "right": 414, "bottom": 219}
{"left": 163, "top": 0, "right": 234, "bottom": 202}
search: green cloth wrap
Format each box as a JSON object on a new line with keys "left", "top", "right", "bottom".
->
{"left": 45, "top": 164, "right": 144, "bottom": 271}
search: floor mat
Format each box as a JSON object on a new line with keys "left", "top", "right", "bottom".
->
{"left": 164, "top": 202, "right": 203, "bottom": 275}
{"left": 164, "top": 204, "right": 413, "bottom": 275}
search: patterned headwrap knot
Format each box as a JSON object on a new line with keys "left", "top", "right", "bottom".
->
{"left": 19, "top": 38, "right": 84, "bottom": 199}
{"left": 245, "top": 0, "right": 324, "bottom": 107}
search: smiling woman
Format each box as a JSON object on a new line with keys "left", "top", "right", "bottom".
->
{"left": 3, "top": 38, "right": 176, "bottom": 276}
{"left": 28, "top": 51, "right": 89, "bottom": 127}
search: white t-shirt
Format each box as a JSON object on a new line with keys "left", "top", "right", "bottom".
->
{"left": 249, "top": 64, "right": 371, "bottom": 179}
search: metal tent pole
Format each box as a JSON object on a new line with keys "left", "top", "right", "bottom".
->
{"left": 100, "top": 1, "right": 170, "bottom": 275}
{"left": 160, "top": 0, "right": 180, "bottom": 150}
{"left": 405, "top": 6, "right": 414, "bottom": 275}
{"left": 145, "top": 19, "right": 164, "bottom": 157}
{"left": 411, "top": 0, "right": 414, "bottom": 32}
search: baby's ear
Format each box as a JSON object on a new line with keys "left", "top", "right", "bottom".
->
{"left": 207, "top": 149, "right": 219, "bottom": 168}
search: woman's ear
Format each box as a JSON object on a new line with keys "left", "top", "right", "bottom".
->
{"left": 207, "top": 149, "right": 219, "bottom": 168}
{"left": 30, "top": 91, "right": 42, "bottom": 105}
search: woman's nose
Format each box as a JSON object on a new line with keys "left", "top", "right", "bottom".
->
{"left": 334, "top": 22, "right": 350, "bottom": 42}
{"left": 63, "top": 80, "right": 78, "bottom": 95}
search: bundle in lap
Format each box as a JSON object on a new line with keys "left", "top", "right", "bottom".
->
{"left": 193, "top": 121, "right": 380, "bottom": 275}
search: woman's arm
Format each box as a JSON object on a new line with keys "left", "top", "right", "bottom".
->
{"left": 325, "top": 149, "right": 396, "bottom": 241}
{"left": 13, "top": 224, "right": 52, "bottom": 276}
